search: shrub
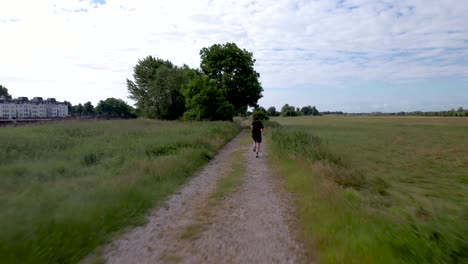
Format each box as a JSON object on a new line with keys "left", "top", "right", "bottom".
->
{"left": 252, "top": 109, "right": 269, "bottom": 121}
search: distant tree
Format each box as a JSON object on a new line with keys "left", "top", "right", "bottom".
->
{"left": 267, "top": 106, "right": 278, "bottom": 116}
{"left": 74, "top": 104, "right": 84, "bottom": 116}
{"left": 281, "top": 104, "right": 290, "bottom": 116}
{"left": 127, "top": 56, "right": 190, "bottom": 119}
{"left": 252, "top": 109, "right": 269, "bottom": 121}
{"left": 449, "top": 108, "right": 456, "bottom": 116}
{"left": 83, "top": 102, "right": 95, "bottom": 116}
{"left": 301, "top": 106, "right": 311, "bottom": 115}
{"left": 295, "top": 107, "right": 301, "bottom": 115}
{"left": 281, "top": 104, "right": 298, "bottom": 116}
{"left": 322, "top": 111, "right": 345, "bottom": 115}
{"left": 457, "top": 107, "right": 464, "bottom": 112}
{"left": 0, "top": 85, "right": 9, "bottom": 97}
{"left": 252, "top": 106, "right": 269, "bottom": 120}
{"left": 311, "top": 106, "right": 320, "bottom": 116}
{"left": 199, "top": 42, "right": 263, "bottom": 115}
{"left": 256, "top": 106, "right": 267, "bottom": 113}
{"left": 95, "top": 98, "right": 133, "bottom": 116}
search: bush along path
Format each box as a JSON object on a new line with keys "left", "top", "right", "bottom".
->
{"left": 97, "top": 130, "right": 307, "bottom": 264}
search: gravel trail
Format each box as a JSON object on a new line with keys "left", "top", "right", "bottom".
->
{"left": 103, "top": 130, "right": 307, "bottom": 264}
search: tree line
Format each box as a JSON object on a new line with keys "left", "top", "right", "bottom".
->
{"left": 67, "top": 98, "right": 135, "bottom": 117}
{"left": 250, "top": 104, "right": 321, "bottom": 120}
{"left": 127, "top": 42, "right": 263, "bottom": 121}
{"left": 358, "top": 108, "right": 468, "bottom": 117}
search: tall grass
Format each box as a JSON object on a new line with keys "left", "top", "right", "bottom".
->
{"left": 0, "top": 119, "right": 240, "bottom": 263}
{"left": 268, "top": 117, "right": 468, "bottom": 263}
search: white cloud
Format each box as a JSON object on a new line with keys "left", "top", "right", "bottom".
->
{"left": 0, "top": 0, "right": 467, "bottom": 109}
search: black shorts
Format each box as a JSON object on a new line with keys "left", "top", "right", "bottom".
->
{"left": 252, "top": 134, "right": 262, "bottom": 143}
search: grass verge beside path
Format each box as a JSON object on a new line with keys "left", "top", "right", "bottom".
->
{"left": 0, "top": 119, "right": 240, "bottom": 264}
{"left": 209, "top": 133, "right": 248, "bottom": 201}
{"left": 267, "top": 117, "right": 468, "bottom": 263}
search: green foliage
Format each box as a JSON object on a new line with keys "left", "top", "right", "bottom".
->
{"left": 361, "top": 107, "right": 468, "bottom": 117}
{"left": 73, "top": 103, "right": 84, "bottom": 116}
{"left": 182, "top": 75, "right": 234, "bottom": 121}
{"left": 82, "top": 102, "right": 95, "bottom": 116}
{"left": 280, "top": 104, "right": 298, "bottom": 116}
{"left": 252, "top": 107, "right": 269, "bottom": 121}
{"left": 0, "top": 119, "right": 240, "bottom": 263}
{"left": 200, "top": 42, "right": 263, "bottom": 115}
{"left": 266, "top": 106, "right": 279, "bottom": 116}
{"left": 0, "top": 85, "right": 9, "bottom": 97}
{"left": 300, "top": 105, "right": 320, "bottom": 116}
{"left": 268, "top": 116, "right": 468, "bottom": 263}
{"left": 271, "top": 127, "right": 349, "bottom": 174}
{"left": 127, "top": 56, "right": 192, "bottom": 119}
{"left": 95, "top": 98, "right": 133, "bottom": 116}
{"left": 125, "top": 43, "right": 262, "bottom": 120}
{"left": 280, "top": 104, "right": 320, "bottom": 117}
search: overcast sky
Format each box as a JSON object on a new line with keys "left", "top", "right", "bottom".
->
{"left": 1, "top": 0, "right": 467, "bottom": 112}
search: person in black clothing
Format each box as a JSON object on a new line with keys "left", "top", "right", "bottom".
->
{"left": 251, "top": 116, "right": 264, "bottom": 158}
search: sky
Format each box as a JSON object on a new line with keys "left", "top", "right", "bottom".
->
{"left": 0, "top": 0, "right": 467, "bottom": 113}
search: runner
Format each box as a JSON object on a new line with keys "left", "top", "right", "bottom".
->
{"left": 251, "top": 116, "right": 264, "bottom": 158}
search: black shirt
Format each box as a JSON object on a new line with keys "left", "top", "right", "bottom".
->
{"left": 251, "top": 120, "right": 264, "bottom": 135}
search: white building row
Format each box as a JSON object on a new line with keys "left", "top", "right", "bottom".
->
{"left": 0, "top": 96, "right": 68, "bottom": 119}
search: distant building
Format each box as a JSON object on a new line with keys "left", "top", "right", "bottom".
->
{"left": 0, "top": 96, "right": 68, "bottom": 119}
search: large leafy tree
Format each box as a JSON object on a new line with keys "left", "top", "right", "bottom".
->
{"left": 127, "top": 56, "right": 191, "bottom": 119}
{"left": 200, "top": 43, "right": 263, "bottom": 115}
{"left": 0, "top": 85, "right": 9, "bottom": 97}
{"left": 95, "top": 98, "right": 133, "bottom": 116}
{"left": 182, "top": 75, "right": 234, "bottom": 121}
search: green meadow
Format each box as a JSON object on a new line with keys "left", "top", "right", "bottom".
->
{"left": 0, "top": 119, "right": 240, "bottom": 263}
{"left": 268, "top": 116, "right": 468, "bottom": 263}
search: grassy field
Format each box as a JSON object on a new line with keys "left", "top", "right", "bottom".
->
{"left": 267, "top": 116, "right": 468, "bottom": 263}
{"left": 0, "top": 119, "right": 240, "bottom": 263}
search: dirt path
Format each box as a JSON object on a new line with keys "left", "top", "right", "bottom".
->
{"left": 103, "top": 130, "right": 306, "bottom": 263}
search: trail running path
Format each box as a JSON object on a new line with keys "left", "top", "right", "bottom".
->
{"left": 103, "top": 130, "right": 306, "bottom": 264}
